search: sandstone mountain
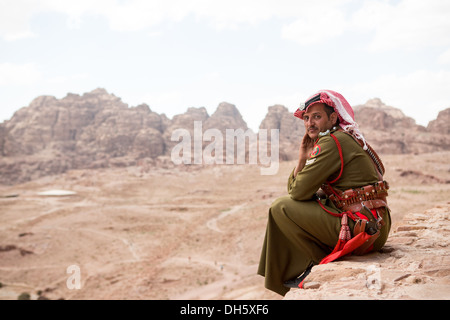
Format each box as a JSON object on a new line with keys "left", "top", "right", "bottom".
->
{"left": 258, "top": 104, "right": 305, "bottom": 161}
{"left": 353, "top": 98, "right": 450, "bottom": 154}
{"left": 428, "top": 108, "right": 450, "bottom": 134}
{"left": 0, "top": 89, "right": 449, "bottom": 185}
{"left": 0, "top": 89, "right": 248, "bottom": 184}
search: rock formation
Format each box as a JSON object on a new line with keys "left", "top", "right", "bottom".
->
{"left": 0, "top": 89, "right": 250, "bottom": 184}
{"left": 0, "top": 89, "right": 169, "bottom": 183}
{"left": 258, "top": 105, "right": 304, "bottom": 161}
{"left": 353, "top": 99, "right": 450, "bottom": 154}
{"left": 428, "top": 108, "right": 450, "bottom": 134}
{"left": 0, "top": 89, "right": 449, "bottom": 185}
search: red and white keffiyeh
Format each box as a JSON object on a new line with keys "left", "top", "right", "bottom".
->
{"left": 294, "top": 89, "right": 368, "bottom": 150}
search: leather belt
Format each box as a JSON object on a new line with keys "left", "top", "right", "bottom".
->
{"left": 343, "top": 199, "right": 387, "bottom": 213}
{"left": 321, "top": 181, "right": 389, "bottom": 211}
{"left": 320, "top": 181, "right": 389, "bottom": 256}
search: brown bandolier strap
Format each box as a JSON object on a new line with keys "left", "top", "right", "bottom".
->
{"left": 321, "top": 181, "right": 389, "bottom": 212}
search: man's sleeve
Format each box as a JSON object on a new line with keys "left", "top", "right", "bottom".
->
{"left": 287, "top": 167, "right": 296, "bottom": 193}
{"left": 288, "top": 135, "right": 342, "bottom": 201}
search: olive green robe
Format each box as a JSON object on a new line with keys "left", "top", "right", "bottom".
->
{"left": 257, "top": 129, "right": 391, "bottom": 296}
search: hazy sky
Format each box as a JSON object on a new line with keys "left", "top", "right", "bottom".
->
{"left": 1, "top": 0, "right": 449, "bottom": 131}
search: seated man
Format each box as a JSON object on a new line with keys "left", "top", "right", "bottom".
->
{"left": 257, "top": 90, "right": 391, "bottom": 296}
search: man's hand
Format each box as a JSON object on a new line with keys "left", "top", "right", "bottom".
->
{"left": 294, "top": 133, "right": 315, "bottom": 176}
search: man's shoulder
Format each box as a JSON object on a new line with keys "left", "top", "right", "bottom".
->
{"left": 332, "top": 130, "right": 353, "bottom": 140}
{"left": 313, "top": 132, "right": 340, "bottom": 157}
{"left": 329, "top": 130, "right": 360, "bottom": 147}
{"left": 316, "top": 130, "right": 361, "bottom": 153}
{"left": 315, "top": 133, "right": 335, "bottom": 147}
{"left": 316, "top": 129, "right": 350, "bottom": 145}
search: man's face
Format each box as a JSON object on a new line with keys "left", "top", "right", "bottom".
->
{"left": 303, "top": 103, "right": 337, "bottom": 140}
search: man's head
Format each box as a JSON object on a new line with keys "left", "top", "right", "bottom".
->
{"left": 294, "top": 90, "right": 355, "bottom": 128}
{"left": 302, "top": 103, "right": 338, "bottom": 140}
{"left": 294, "top": 89, "right": 371, "bottom": 156}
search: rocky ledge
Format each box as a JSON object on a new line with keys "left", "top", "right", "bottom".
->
{"left": 284, "top": 202, "right": 450, "bottom": 300}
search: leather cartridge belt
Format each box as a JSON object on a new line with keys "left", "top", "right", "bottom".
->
{"left": 321, "top": 181, "right": 389, "bottom": 212}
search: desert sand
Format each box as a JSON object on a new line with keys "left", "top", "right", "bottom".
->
{"left": 0, "top": 151, "right": 449, "bottom": 300}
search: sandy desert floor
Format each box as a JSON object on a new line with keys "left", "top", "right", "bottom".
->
{"left": 0, "top": 151, "right": 449, "bottom": 300}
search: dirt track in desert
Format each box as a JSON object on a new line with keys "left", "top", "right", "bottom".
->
{"left": 1, "top": 151, "right": 449, "bottom": 300}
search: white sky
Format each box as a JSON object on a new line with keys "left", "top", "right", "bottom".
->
{"left": 1, "top": 0, "right": 450, "bottom": 131}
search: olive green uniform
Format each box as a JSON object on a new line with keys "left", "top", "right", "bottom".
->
{"left": 257, "top": 129, "right": 391, "bottom": 296}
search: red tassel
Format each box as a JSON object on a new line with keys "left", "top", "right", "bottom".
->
{"left": 298, "top": 213, "right": 373, "bottom": 289}
{"left": 338, "top": 213, "right": 351, "bottom": 242}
